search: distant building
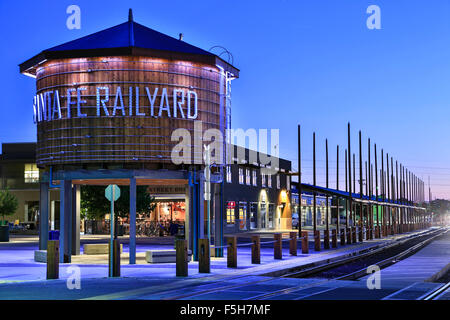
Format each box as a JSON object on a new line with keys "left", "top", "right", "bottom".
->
{"left": 0, "top": 143, "right": 58, "bottom": 228}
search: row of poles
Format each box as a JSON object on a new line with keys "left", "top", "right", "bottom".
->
{"left": 297, "top": 123, "right": 429, "bottom": 242}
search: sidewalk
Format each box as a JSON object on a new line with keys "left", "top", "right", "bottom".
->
{"left": 0, "top": 227, "right": 440, "bottom": 283}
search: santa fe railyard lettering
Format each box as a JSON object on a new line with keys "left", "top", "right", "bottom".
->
{"left": 32, "top": 86, "right": 198, "bottom": 123}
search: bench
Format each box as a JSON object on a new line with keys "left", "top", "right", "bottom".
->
{"left": 145, "top": 250, "right": 192, "bottom": 263}
{"left": 83, "top": 243, "right": 123, "bottom": 255}
{"left": 34, "top": 250, "right": 47, "bottom": 263}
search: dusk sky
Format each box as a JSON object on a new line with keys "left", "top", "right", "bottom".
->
{"left": 0, "top": 0, "right": 449, "bottom": 200}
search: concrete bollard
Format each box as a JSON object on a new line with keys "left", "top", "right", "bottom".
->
{"left": 108, "top": 239, "right": 121, "bottom": 277}
{"left": 323, "top": 229, "right": 330, "bottom": 249}
{"left": 314, "top": 230, "right": 321, "bottom": 251}
{"left": 198, "top": 238, "right": 210, "bottom": 273}
{"left": 352, "top": 227, "right": 357, "bottom": 243}
{"left": 176, "top": 239, "right": 188, "bottom": 277}
{"left": 251, "top": 235, "right": 261, "bottom": 264}
{"left": 346, "top": 227, "right": 352, "bottom": 244}
{"left": 274, "top": 233, "right": 282, "bottom": 260}
{"left": 47, "top": 240, "right": 59, "bottom": 280}
{"left": 227, "top": 236, "right": 237, "bottom": 268}
{"left": 301, "top": 231, "right": 309, "bottom": 254}
{"left": 289, "top": 232, "right": 297, "bottom": 256}
{"left": 331, "top": 229, "right": 337, "bottom": 248}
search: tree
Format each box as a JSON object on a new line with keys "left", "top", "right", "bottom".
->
{"left": 0, "top": 189, "right": 19, "bottom": 225}
{"left": 80, "top": 185, "right": 156, "bottom": 220}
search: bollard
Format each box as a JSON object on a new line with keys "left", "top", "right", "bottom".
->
{"left": 227, "top": 236, "right": 237, "bottom": 268}
{"left": 198, "top": 238, "right": 210, "bottom": 273}
{"left": 340, "top": 228, "right": 346, "bottom": 245}
{"left": 109, "top": 239, "right": 121, "bottom": 277}
{"left": 251, "top": 235, "right": 261, "bottom": 264}
{"left": 301, "top": 231, "right": 309, "bottom": 254}
{"left": 346, "top": 227, "right": 352, "bottom": 244}
{"left": 274, "top": 233, "right": 282, "bottom": 260}
{"left": 352, "top": 227, "right": 357, "bottom": 243}
{"left": 47, "top": 240, "right": 59, "bottom": 280}
{"left": 314, "top": 230, "right": 321, "bottom": 251}
{"left": 176, "top": 239, "right": 188, "bottom": 277}
{"left": 323, "top": 230, "right": 330, "bottom": 249}
{"left": 331, "top": 229, "right": 337, "bottom": 248}
{"left": 289, "top": 232, "right": 297, "bottom": 256}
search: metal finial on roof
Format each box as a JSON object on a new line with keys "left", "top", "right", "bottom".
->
{"left": 128, "top": 8, "right": 133, "bottom": 22}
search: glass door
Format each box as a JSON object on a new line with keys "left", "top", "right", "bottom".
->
{"left": 250, "top": 202, "right": 258, "bottom": 229}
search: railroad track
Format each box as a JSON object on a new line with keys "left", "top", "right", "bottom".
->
{"left": 163, "top": 227, "right": 447, "bottom": 300}
{"left": 419, "top": 282, "right": 450, "bottom": 300}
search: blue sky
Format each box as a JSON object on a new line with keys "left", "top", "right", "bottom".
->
{"left": 0, "top": 0, "right": 449, "bottom": 199}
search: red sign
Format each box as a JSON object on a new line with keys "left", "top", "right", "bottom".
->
{"left": 227, "top": 201, "right": 236, "bottom": 208}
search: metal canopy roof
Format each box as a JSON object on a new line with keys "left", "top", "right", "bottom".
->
{"left": 19, "top": 10, "right": 239, "bottom": 77}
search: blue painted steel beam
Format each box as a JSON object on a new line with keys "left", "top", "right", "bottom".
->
{"left": 129, "top": 177, "right": 137, "bottom": 264}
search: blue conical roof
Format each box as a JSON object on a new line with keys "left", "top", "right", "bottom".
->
{"left": 20, "top": 12, "right": 238, "bottom": 77}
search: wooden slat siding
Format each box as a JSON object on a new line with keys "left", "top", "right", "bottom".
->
{"left": 35, "top": 56, "right": 224, "bottom": 167}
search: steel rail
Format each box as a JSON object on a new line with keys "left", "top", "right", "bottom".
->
{"left": 161, "top": 228, "right": 445, "bottom": 300}
{"left": 419, "top": 281, "right": 450, "bottom": 300}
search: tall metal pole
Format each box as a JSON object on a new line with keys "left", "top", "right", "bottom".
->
{"left": 345, "top": 149, "right": 348, "bottom": 228}
{"left": 348, "top": 123, "right": 353, "bottom": 231}
{"left": 375, "top": 144, "right": 379, "bottom": 234}
{"left": 359, "top": 130, "right": 363, "bottom": 242}
{"left": 386, "top": 153, "right": 390, "bottom": 230}
{"left": 370, "top": 163, "right": 374, "bottom": 238}
{"left": 381, "top": 149, "right": 385, "bottom": 235}
{"left": 313, "top": 132, "right": 316, "bottom": 233}
{"left": 336, "top": 145, "right": 340, "bottom": 233}
{"left": 391, "top": 157, "right": 394, "bottom": 231}
{"left": 326, "top": 139, "right": 329, "bottom": 233}
{"left": 396, "top": 160, "right": 399, "bottom": 232}
{"left": 353, "top": 153, "right": 356, "bottom": 226}
{"left": 297, "top": 125, "right": 302, "bottom": 236}
{"left": 353, "top": 154, "right": 356, "bottom": 199}
{"left": 400, "top": 164, "right": 403, "bottom": 231}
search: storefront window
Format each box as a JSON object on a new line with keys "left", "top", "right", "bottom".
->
{"left": 239, "top": 202, "right": 247, "bottom": 230}
{"left": 24, "top": 163, "right": 39, "bottom": 183}
{"left": 226, "top": 201, "right": 236, "bottom": 225}
{"left": 226, "top": 166, "right": 232, "bottom": 183}
{"left": 268, "top": 203, "right": 275, "bottom": 228}
{"left": 260, "top": 202, "right": 267, "bottom": 228}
